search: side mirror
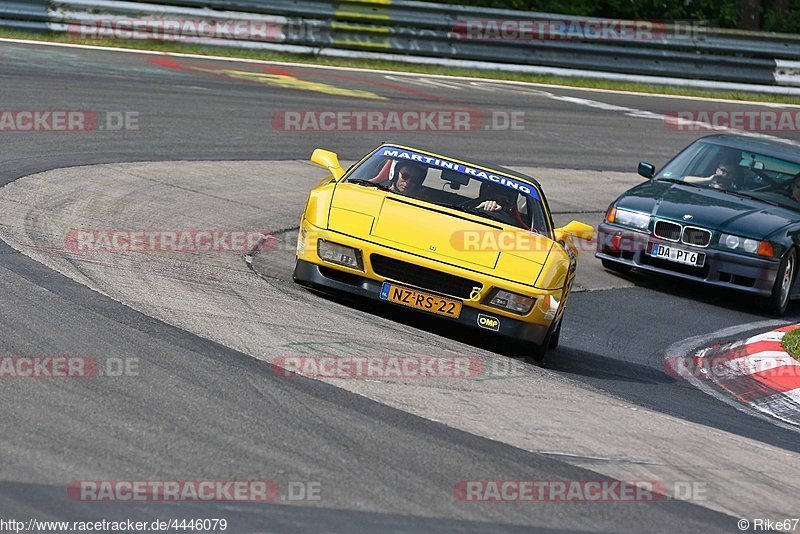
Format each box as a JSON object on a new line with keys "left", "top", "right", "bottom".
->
{"left": 554, "top": 220, "right": 595, "bottom": 242}
{"left": 311, "top": 148, "right": 345, "bottom": 180}
{"left": 638, "top": 161, "right": 656, "bottom": 179}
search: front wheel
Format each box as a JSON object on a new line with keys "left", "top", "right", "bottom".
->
{"left": 525, "top": 319, "right": 560, "bottom": 365}
{"left": 760, "top": 248, "right": 796, "bottom": 315}
{"left": 525, "top": 341, "right": 548, "bottom": 366}
{"left": 549, "top": 317, "right": 562, "bottom": 349}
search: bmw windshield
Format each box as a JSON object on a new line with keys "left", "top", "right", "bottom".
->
{"left": 345, "top": 147, "right": 551, "bottom": 236}
{"left": 655, "top": 141, "right": 800, "bottom": 209}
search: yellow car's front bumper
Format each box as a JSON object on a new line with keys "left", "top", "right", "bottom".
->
{"left": 294, "top": 219, "right": 566, "bottom": 345}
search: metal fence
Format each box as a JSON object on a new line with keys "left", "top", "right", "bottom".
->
{"left": 1, "top": 0, "right": 799, "bottom": 89}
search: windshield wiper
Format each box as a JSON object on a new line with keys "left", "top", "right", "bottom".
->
{"left": 347, "top": 179, "right": 391, "bottom": 192}
{"left": 656, "top": 178, "right": 701, "bottom": 188}
{"left": 443, "top": 203, "right": 513, "bottom": 225}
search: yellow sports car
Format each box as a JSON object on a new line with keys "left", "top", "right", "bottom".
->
{"left": 293, "top": 144, "right": 594, "bottom": 363}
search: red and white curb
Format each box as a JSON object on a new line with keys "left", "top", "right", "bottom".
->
{"left": 668, "top": 324, "right": 800, "bottom": 427}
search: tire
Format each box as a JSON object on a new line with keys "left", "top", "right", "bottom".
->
{"left": 525, "top": 341, "right": 548, "bottom": 366}
{"left": 525, "top": 319, "right": 559, "bottom": 366}
{"left": 760, "top": 248, "right": 796, "bottom": 316}
{"left": 601, "top": 258, "right": 632, "bottom": 274}
{"left": 548, "top": 317, "right": 562, "bottom": 349}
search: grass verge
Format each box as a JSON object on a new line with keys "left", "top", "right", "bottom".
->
{"left": 1, "top": 28, "right": 798, "bottom": 105}
{"left": 780, "top": 327, "right": 800, "bottom": 363}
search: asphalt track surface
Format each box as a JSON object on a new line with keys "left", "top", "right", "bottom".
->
{"left": 1, "top": 40, "right": 800, "bottom": 532}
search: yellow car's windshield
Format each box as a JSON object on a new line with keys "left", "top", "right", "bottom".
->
{"left": 346, "top": 147, "right": 550, "bottom": 236}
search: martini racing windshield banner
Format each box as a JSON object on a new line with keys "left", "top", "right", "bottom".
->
{"left": 378, "top": 147, "right": 541, "bottom": 200}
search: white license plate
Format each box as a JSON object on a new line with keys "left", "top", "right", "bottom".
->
{"left": 650, "top": 243, "right": 705, "bottom": 267}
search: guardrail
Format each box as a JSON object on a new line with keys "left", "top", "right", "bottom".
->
{"left": 1, "top": 0, "right": 798, "bottom": 90}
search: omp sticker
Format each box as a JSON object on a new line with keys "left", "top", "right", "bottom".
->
{"left": 477, "top": 314, "right": 501, "bottom": 331}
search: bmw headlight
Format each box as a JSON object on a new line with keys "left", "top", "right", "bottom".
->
{"left": 317, "top": 240, "right": 363, "bottom": 270}
{"left": 485, "top": 289, "right": 535, "bottom": 314}
{"left": 608, "top": 208, "right": 650, "bottom": 231}
{"left": 719, "top": 233, "right": 774, "bottom": 257}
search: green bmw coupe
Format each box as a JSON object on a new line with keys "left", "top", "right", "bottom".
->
{"left": 597, "top": 134, "right": 800, "bottom": 315}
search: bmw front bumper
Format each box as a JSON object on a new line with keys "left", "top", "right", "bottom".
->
{"left": 595, "top": 223, "right": 780, "bottom": 297}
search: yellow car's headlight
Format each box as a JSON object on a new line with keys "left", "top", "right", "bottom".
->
{"left": 317, "top": 240, "right": 363, "bottom": 270}
{"left": 485, "top": 289, "right": 535, "bottom": 314}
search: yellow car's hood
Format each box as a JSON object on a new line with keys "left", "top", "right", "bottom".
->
{"left": 329, "top": 185, "right": 551, "bottom": 277}
{"left": 372, "top": 196, "right": 504, "bottom": 268}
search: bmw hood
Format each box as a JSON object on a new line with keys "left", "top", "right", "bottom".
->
{"left": 617, "top": 181, "right": 799, "bottom": 239}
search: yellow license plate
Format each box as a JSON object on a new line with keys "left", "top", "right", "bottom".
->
{"left": 379, "top": 282, "right": 462, "bottom": 318}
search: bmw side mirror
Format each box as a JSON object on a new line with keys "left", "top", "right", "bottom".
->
{"left": 638, "top": 162, "right": 656, "bottom": 179}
